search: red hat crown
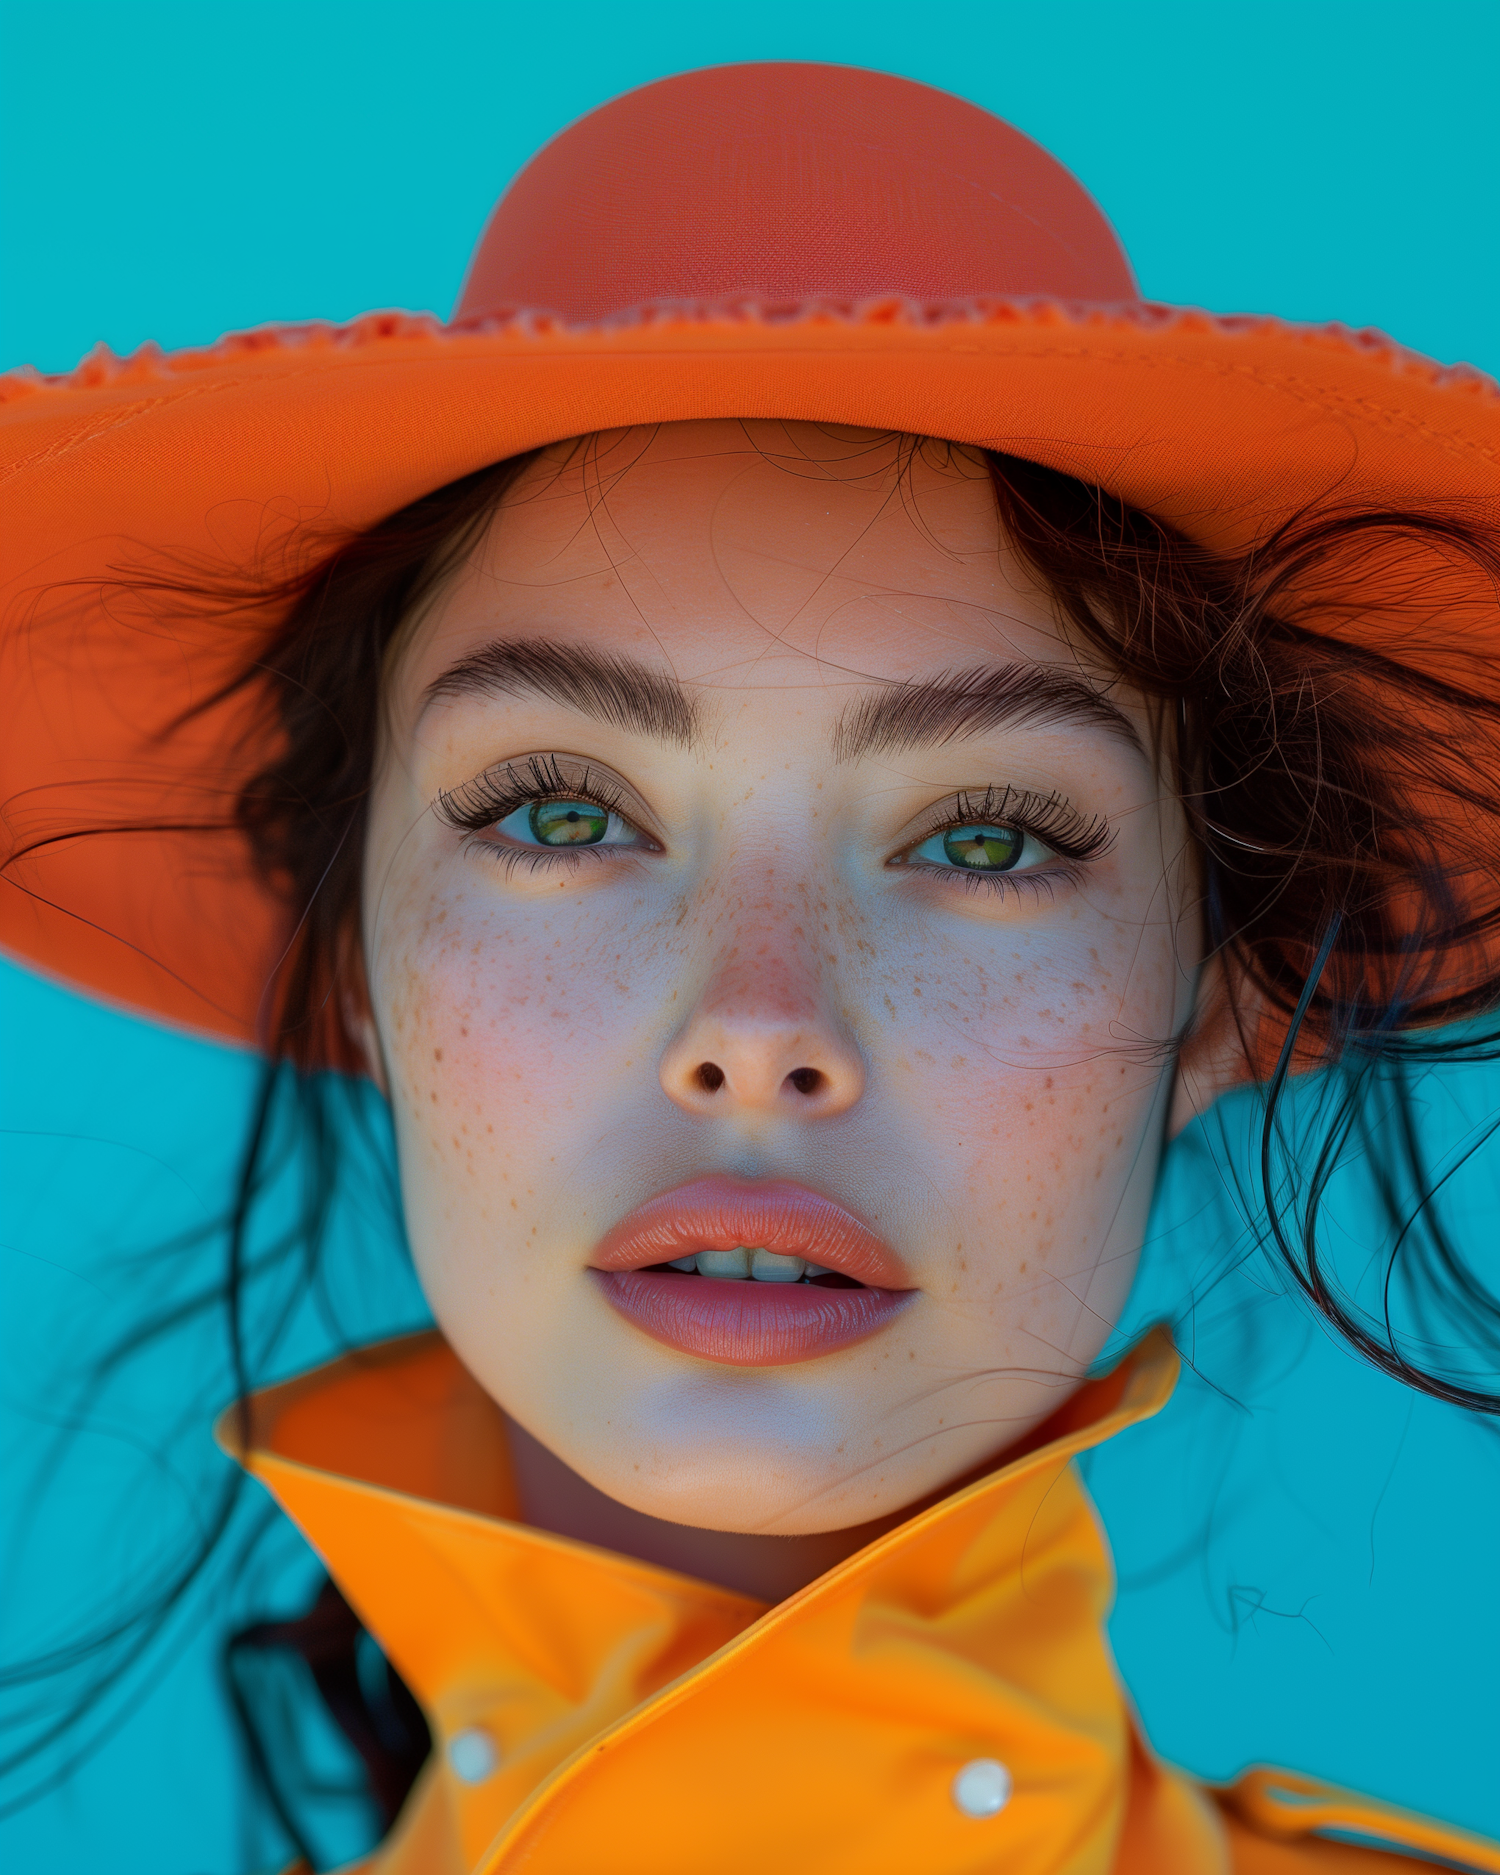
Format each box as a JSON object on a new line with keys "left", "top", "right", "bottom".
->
{"left": 456, "top": 62, "right": 1137, "bottom": 325}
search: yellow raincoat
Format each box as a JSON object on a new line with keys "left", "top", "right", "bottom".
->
{"left": 226, "top": 1330, "right": 1500, "bottom": 1874}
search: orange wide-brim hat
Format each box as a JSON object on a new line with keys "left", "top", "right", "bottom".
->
{"left": 3, "top": 61, "right": 1498, "bottom": 1050}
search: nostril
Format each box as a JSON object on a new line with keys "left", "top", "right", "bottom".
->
{"left": 696, "top": 1062, "right": 726, "bottom": 1093}
{"left": 786, "top": 1067, "right": 824, "bottom": 1097}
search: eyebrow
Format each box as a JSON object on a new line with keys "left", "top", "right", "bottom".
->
{"left": 830, "top": 663, "right": 1147, "bottom": 765}
{"left": 422, "top": 638, "right": 702, "bottom": 748}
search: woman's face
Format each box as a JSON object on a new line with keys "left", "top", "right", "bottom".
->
{"left": 362, "top": 422, "right": 1198, "bottom": 1535}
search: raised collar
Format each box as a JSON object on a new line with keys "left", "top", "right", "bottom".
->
{"left": 229, "top": 1328, "right": 1234, "bottom": 1874}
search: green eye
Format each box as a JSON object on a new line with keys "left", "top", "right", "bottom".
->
{"left": 941, "top": 824, "right": 1025, "bottom": 871}
{"left": 529, "top": 800, "right": 610, "bottom": 846}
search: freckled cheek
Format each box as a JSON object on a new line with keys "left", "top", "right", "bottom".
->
{"left": 868, "top": 928, "right": 1171, "bottom": 1270}
{"left": 376, "top": 899, "right": 661, "bottom": 1150}
{"left": 875, "top": 935, "right": 1157, "bottom": 1089}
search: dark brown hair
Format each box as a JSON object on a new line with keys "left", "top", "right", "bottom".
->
{"left": 228, "top": 449, "right": 544, "bottom": 1073}
{"left": 8, "top": 439, "right": 1500, "bottom": 1849}
{"left": 220, "top": 437, "right": 1500, "bottom": 1416}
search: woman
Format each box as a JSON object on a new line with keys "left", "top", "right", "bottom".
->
{"left": 3, "top": 63, "right": 1498, "bottom": 1873}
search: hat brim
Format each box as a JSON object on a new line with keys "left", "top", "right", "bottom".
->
{"left": 3, "top": 297, "right": 1497, "bottom": 1046}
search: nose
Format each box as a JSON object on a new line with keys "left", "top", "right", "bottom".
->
{"left": 658, "top": 933, "right": 865, "bottom": 1120}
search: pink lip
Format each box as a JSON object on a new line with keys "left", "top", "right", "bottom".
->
{"left": 589, "top": 1176, "right": 914, "bottom": 1368}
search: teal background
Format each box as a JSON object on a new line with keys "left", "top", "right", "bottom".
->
{"left": 3, "top": 0, "right": 1498, "bottom": 379}
{"left": 4, "top": 3, "right": 1500, "bottom": 1869}
{"left": 5, "top": 953, "right": 1500, "bottom": 1873}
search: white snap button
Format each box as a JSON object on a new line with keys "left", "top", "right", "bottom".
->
{"left": 448, "top": 1725, "right": 499, "bottom": 1784}
{"left": 952, "top": 1757, "right": 1013, "bottom": 1818}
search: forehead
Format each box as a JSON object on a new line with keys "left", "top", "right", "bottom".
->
{"left": 396, "top": 420, "right": 1080, "bottom": 710}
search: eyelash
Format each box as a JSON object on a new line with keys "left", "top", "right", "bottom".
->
{"left": 898, "top": 786, "right": 1114, "bottom": 897}
{"left": 434, "top": 755, "right": 644, "bottom": 874}
{"left": 435, "top": 765, "right": 1113, "bottom": 889}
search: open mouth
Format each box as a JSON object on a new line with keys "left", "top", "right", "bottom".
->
{"left": 589, "top": 1177, "right": 913, "bottom": 1367}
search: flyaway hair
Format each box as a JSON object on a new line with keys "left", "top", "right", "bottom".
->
{"left": 4, "top": 438, "right": 1499, "bottom": 1831}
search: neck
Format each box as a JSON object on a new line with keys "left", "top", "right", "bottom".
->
{"left": 503, "top": 1416, "right": 908, "bottom": 1602}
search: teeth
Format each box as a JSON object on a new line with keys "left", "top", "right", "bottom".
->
{"left": 750, "top": 1247, "right": 806, "bottom": 1283}
{"left": 675, "top": 1246, "right": 813, "bottom": 1282}
{"left": 695, "top": 1246, "right": 751, "bottom": 1280}
{"left": 661, "top": 1248, "right": 843, "bottom": 1282}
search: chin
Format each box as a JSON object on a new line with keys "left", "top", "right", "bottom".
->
{"left": 567, "top": 1392, "right": 864, "bottom": 1532}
